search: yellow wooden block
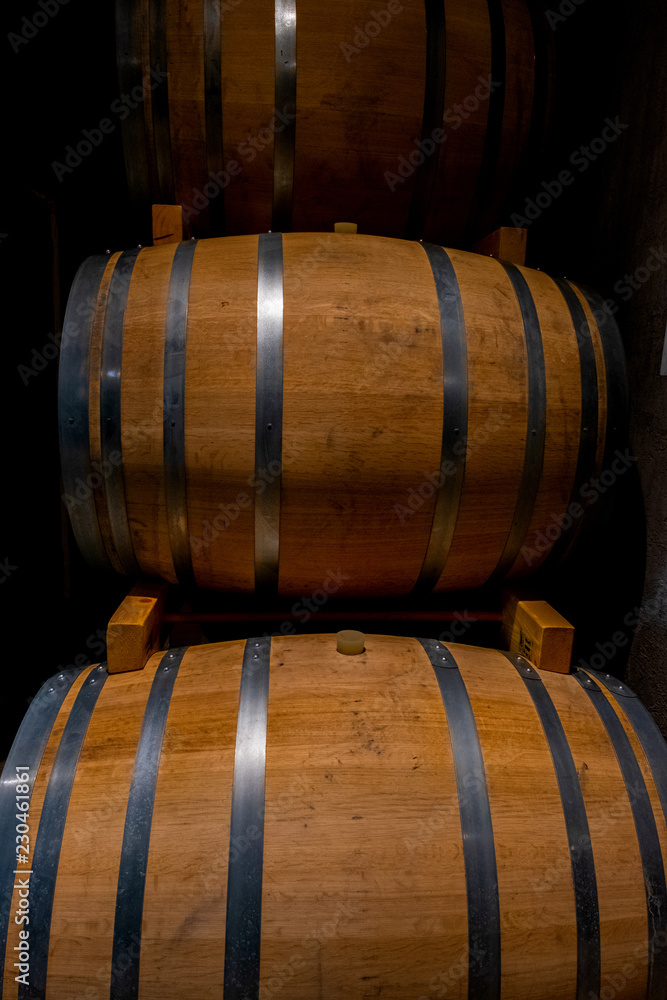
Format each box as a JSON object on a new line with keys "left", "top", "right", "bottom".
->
{"left": 152, "top": 204, "right": 185, "bottom": 245}
{"left": 501, "top": 594, "right": 574, "bottom": 674}
{"left": 334, "top": 221, "right": 358, "bottom": 234}
{"left": 107, "top": 581, "right": 168, "bottom": 674}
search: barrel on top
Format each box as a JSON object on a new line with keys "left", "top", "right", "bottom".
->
{"left": 116, "top": 0, "right": 553, "bottom": 242}
{"left": 2, "top": 634, "right": 665, "bottom": 998}
{"left": 58, "top": 233, "right": 627, "bottom": 596}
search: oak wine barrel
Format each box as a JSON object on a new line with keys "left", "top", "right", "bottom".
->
{"left": 58, "top": 233, "right": 627, "bottom": 596}
{"left": 116, "top": 0, "right": 554, "bottom": 243}
{"left": 1, "top": 634, "right": 666, "bottom": 998}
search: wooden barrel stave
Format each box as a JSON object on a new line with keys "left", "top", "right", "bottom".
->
{"left": 501, "top": 264, "right": 583, "bottom": 580}
{"left": 59, "top": 233, "right": 625, "bottom": 595}
{"left": 2, "top": 636, "right": 665, "bottom": 998}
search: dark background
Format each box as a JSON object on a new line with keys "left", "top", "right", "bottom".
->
{"left": 1, "top": 0, "right": 665, "bottom": 754}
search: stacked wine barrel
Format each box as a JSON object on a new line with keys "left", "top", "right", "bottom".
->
{"left": 59, "top": 233, "right": 625, "bottom": 596}
{"left": 115, "top": 0, "right": 554, "bottom": 243}
{"left": 3, "top": 3, "right": 662, "bottom": 1000}
{"left": 2, "top": 636, "right": 667, "bottom": 1000}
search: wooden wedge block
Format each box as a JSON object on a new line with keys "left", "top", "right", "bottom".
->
{"left": 107, "top": 581, "right": 168, "bottom": 674}
{"left": 473, "top": 226, "right": 527, "bottom": 266}
{"left": 152, "top": 204, "right": 184, "bottom": 245}
{"left": 501, "top": 592, "right": 574, "bottom": 674}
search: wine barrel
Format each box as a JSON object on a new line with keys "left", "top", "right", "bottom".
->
{"left": 116, "top": 0, "right": 553, "bottom": 243}
{"left": 2, "top": 635, "right": 666, "bottom": 999}
{"left": 58, "top": 233, "right": 627, "bottom": 596}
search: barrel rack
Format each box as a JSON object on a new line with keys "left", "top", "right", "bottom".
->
{"left": 150, "top": 207, "right": 529, "bottom": 268}
{"left": 104, "top": 577, "right": 575, "bottom": 677}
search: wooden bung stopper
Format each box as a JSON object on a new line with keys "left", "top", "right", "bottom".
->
{"left": 336, "top": 630, "right": 365, "bottom": 655}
